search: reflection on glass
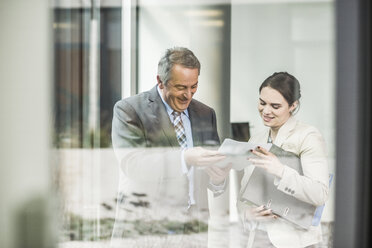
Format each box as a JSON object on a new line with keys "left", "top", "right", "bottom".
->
{"left": 52, "top": 1, "right": 335, "bottom": 247}
{"left": 53, "top": 6, "right": 121, "bottom": 149}
{"left": 53, "top": 2, "right": 122, "bottom": 246}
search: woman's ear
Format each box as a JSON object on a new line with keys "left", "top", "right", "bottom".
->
{"left": 289, "top": 100, "right": 298, "bottom": 114}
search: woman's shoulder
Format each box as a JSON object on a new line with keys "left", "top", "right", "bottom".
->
{"left": 278, "top": 119, "right": 326, "bottom": 155}
{"left": 293, "top": 120, "right": 323, "bottom": 137}
{"left": 292, "top": 120, "right": 327, "bottom": 154}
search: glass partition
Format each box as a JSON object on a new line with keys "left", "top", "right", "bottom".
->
{"left": 53, "top": 0, "right": 335, "bottom": 247}
{"left": 53, "top": 1, "right": 122, "bottom": 246}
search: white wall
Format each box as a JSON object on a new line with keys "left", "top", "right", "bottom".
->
{"left": 0, "top": 0, "right": 54, "bottom": 247}
{"left": 137, "top": 3, "right": 232, "bottom": 139}
{"left": 231, "top": 1, "right": 335, "bottom": 221}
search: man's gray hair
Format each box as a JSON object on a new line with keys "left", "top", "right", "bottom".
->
{"left": 157, "top": 47, "right": 201, "bottom": 85}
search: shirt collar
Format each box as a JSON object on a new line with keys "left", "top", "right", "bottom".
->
{"left": 156, "top": 85, "right": 189, "bottom": 117}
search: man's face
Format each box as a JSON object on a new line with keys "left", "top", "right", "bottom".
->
{"left": 158, "top": 64, "right": 199, "bottom": 112}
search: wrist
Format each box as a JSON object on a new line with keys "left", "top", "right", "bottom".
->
{"left": 276, "top": 165, "right": 285, "bottom": 178}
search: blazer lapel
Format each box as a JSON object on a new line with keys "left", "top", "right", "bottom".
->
{"left": 188, "top": 101, "right": 202, "bottom": 147}
{"left": 273, "top": 116, "right": 297, "bottom": 147}
{"left": 148, "top": 86, "right": 179, "bottom": 147}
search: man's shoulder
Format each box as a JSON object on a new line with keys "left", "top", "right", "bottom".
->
{"left": 114, "top": 88, "right": 155, "bottom": 111}
{"left": 124, "top": 91, "right": 151, "bottom": 104}
{"left": 189, "top": 98, "right": 215, "bottom": 113}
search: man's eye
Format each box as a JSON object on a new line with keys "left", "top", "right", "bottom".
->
{"left": 260, "top": 102, "right": 265, "bottom": 105}
{"left": 272, "top": 105, "right": 280, "bottom": 109}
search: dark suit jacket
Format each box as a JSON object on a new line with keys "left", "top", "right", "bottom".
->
{"left": 111, "top": 86, "right": 220, "bottom": 240}
{"left": 112, "top": 86, "right": 220, "bottom": 149}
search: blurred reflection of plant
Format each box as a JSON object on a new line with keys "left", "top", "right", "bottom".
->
{"left": 61, "top": 213, "right": 208, "bottom": 241}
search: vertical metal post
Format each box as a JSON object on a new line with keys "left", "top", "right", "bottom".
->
{"left": 335, "top": 0, "right": 371, "bottom": 247}
{"left": 122, "top": 0, "right": 138, "bottom": 98}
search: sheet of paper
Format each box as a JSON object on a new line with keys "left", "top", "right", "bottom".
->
{"left": 215, "top": 138, "right": 272, "bottom": 170}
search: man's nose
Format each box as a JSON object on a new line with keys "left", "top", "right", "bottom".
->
{"left": 184, "top": 89, "right": 192, "bottom": 98}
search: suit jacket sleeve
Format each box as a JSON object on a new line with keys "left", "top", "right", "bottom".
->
{"left": 112, "top": 100, "right": 146, "bottom": 149}
{"left": 276, "top": 129, "right": 329, "bottom": 206}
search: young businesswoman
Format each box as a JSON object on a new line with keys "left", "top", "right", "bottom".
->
{"left": 237, "top": 72, "right": 330, "bottom": 248}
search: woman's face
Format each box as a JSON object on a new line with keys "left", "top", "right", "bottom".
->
{"left": 258, "top": 87, "right": 297, "bottom": 130}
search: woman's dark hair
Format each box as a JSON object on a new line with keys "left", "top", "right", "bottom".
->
{"left": 259, "top": 72, "right": 301, "bottom": 107}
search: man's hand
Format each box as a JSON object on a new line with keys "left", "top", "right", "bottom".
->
{"left": 205, "top": 164, "right": 232, "bottom": 185}
{"left": 184, "top": 147, "right": 226, "bottom": 167}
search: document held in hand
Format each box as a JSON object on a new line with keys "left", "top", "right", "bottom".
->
{"left": 215, "top": 138, "right": 272, "bottom": 170}
{"left": 239, "top": 144, "right": 319, "bottom": 229}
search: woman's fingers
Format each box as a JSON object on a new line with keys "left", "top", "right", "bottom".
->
{"left": 255, "top": 208, "right": 273, "bottom": 217}
{"left": 256, "top": 146, "right": 271, "bottom": 155}
{"left": 250, "top": 149, "right": 268, "bottom": 158}
{"left": 246, "top": 206, "right": 278, "bottom": 221}
{"left": 251, "top": 147, "right": 275, "bottom": 158}
{"left": 252, "top": 205, "right": 265, "bottom": 213}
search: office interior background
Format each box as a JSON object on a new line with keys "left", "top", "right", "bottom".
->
{"left": 0, "top": 0, "right": 370, "bottom": 247}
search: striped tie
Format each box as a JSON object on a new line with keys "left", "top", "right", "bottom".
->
{"left": 172, "top": 111, "right": 187, "bottom": 148}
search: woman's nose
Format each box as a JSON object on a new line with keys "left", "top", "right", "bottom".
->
{"left": 262, "top": 105, "right": 271, "bottom": 114}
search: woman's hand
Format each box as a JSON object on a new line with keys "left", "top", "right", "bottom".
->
{"left": 245, "top": 205, "right": 278, "bottom": 222}
{"left": 248, "top": 146, "right": 285, "bottom": 178}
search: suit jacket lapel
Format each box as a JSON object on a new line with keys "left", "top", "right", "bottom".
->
{"left": 273, "top": 116, "right": 297, "bottom": 147}
{"left": 188, "top": 100, "right": 202, "bottom": 147}
{"left": 148, "top": 86, "right": 179, "bottom": 147}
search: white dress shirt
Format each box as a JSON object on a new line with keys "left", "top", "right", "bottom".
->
{"left": 157, "top": 86, "right": 196, "bottom": 206}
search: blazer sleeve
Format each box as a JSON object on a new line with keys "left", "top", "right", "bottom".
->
{"left": 112, "top": 100, "right": 146, "bottom": 149}
{"left": 276, "top": 128, "right": 329, "bottom": 206}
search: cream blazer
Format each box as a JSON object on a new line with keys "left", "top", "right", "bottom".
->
{"left": 237, "top": 117, "right": 329, "bottom": 248}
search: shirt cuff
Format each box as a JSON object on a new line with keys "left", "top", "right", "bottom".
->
{"left": 209, "top": 179, "right": 226, "bottom": 192}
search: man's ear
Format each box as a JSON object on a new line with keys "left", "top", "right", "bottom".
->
{"left": 157, "top": 76, "right": 164, "bottom": 89}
